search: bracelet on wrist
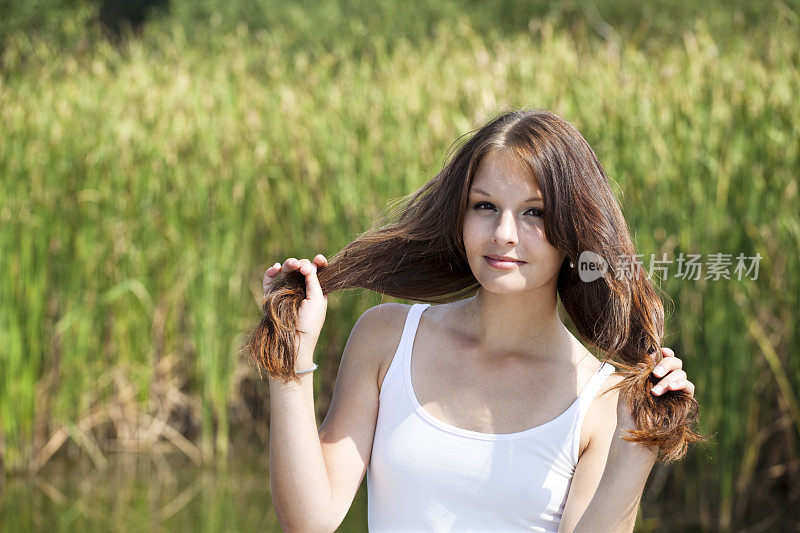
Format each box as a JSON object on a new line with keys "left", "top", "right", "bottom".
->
{"left": 296, "top": 363, "right": 318, "bottom": 375}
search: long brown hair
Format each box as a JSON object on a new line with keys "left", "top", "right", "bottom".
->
{"left": 245, "top": 108, "right": 701, "bottom": 462}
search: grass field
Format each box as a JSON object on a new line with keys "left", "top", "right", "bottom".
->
{"left": 1, "top": 1, "right": 799, "bottom": 529}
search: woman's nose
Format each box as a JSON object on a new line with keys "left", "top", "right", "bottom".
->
{"left": 492, "top": 211, "right": 518, "bottom": 245}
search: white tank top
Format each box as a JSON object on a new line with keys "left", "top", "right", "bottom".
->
{"left": 367, "top": 303, "right": 616, "bottom": 531}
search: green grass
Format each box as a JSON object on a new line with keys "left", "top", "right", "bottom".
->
{"left": 1, "top": 1, "right": 798, "bottom": 529}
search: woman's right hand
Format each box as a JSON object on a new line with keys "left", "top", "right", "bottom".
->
{"left": 263, "top": 254, "right": 329, "bottom": 350}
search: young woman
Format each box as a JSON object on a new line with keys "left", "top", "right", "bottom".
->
{"left": 249, "top": 109, "right": 701, "bottom": 532}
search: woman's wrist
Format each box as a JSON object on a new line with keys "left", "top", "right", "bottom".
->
{"left": 295, "top": 344, "right": 317, "bottom": 372}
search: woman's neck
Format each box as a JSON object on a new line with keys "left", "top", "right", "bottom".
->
{"left": 448, "top": 287, "right": 579, "bottom": 364}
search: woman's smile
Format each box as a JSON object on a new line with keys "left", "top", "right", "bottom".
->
{"left": 483, "top": 254, "right": 526, "bottom": 270}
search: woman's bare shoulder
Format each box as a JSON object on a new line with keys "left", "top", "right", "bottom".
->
{"left": 349, "top": 303, "right": 412, "bottom": 391}
{"left": 353, "top": 302, "right": 411, "bottom": 338}
{"left": 579, "top": 370, "right": 626, "bottom": 456}
{"left": 591, "top": 371, "right": 626, "bottom": 417}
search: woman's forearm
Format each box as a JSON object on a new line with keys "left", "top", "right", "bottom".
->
{"left": 572, "top": 445, "right": 655, "bottom": 531}
{"left": 268, "top": 344, "right": 335, "bottom": 531}
{"left": 572, "top": 402, "right": 658, "bottom": 532}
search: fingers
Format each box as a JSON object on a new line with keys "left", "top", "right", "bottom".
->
{"left": 262, "top": 255, "right": 327, "bottom": 300}
{"left": 653, "top": 354, "right": 683, "bottom": 378}
{"left": 281, "top": 257, "right": 299, "bottom": 273}
{"left": 298, "top": 257, "right": 313, "bottom": 275}
{"left": 649, "top": 346, "right": 675, "bottom": 364}
{"left": 262, "top": 257, "right": 301, "bottom": 293}
{"left": 301, "top": 259, "right": 325, "bottom": 300}
{"left": 293, "top": 258, "right": 323, "bottom": 300}
{"left": 650, "top": 349, "right": 694, "bottom": 397}
{"left": 262, "top": 262, "right": 282, "bottom": 292}
{"left": 675, "top": 379, "right": 695, "bottom": 397}
{"left": 652, "top": 377, "right": 694, "bottom": 397}
{"left": 651, "top": 369, "right": 694, "bottom": 397}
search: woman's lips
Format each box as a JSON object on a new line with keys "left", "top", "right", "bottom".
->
{"left": 484, "top": 256, "right": 525, "bottom": 270}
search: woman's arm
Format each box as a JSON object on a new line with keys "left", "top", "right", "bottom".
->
{"left": 562, "top": 388, "right": 658, "bottom": 532}
{"left": 265, "top": 256, "right": 403, "bottom": 532}
{"left": 558, "top": 351, "right": 693, "bottom": 532}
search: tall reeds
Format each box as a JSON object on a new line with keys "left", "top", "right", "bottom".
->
{"left": 1, "top": 4, "right": 798, "bottom": 529}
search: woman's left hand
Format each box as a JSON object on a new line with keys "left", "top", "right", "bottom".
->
{"left": 650, "top": 347, "right": 695, "bottom": 398}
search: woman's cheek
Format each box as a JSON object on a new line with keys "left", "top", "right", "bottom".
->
{"left": 462, "top": 217, "right": 483, "bottom": 255}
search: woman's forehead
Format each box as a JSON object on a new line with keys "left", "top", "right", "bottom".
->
{"left": 470, "top": 148, "right": 542, "bottom": 199}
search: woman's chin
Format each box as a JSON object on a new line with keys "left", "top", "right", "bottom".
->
{"left": 475, "top": 277, "right": 530, "bottom": 294}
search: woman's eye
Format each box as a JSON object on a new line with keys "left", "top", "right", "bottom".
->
{"left": 471, "top": 202, "right": 543, "bottom": 217}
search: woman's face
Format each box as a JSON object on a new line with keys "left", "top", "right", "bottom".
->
{"left": 463, "top": 147, "right": 566, "bottom": 295}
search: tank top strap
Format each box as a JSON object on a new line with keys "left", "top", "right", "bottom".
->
{"left": 576, "top": 361, "right": 616, "bottom": 405}
{"left": 378, "top": 303, "right": 431, "bottom": 401}
{"left": 571, "top": 361, "right": 616, "bottom": 461}
{"left": 396, "top": 303, "right": 430, "bottom": 368}
{"left": 401, "top": 303, "right": 430, "bottom": 347}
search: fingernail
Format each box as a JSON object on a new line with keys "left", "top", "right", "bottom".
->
{"left": 652, "top": 385, "right": 663, "bottom": 395}
{"left": 653, "top": 367, "right": 665, "bottom": 377}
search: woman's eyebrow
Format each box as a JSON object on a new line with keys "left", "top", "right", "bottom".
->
{"left": 470, "top": 186, "right": 543, "bottom": 203}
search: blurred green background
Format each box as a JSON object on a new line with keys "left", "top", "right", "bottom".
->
{"left": 1, "top": 0, "right": 798, "bottom": 530}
